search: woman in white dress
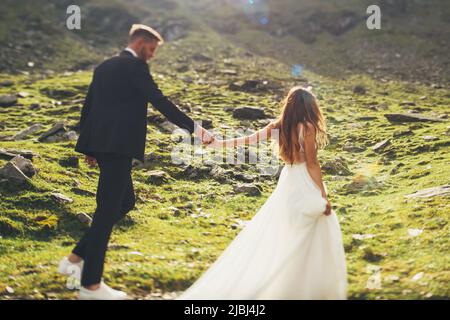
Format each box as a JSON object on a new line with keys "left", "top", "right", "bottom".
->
{"left": 177, "top": 86, "right": 347, "bottom": 300}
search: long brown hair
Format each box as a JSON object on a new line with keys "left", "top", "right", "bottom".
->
{"left": 272, "top": 86, "right": 328, "bottom": 164}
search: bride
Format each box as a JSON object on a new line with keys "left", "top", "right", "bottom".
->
{"left": 177, "top": 86, "right": 347, "bottom": 300}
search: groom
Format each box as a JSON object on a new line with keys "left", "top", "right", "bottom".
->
{"left": 58, "top": 24, "right": 214, "bottom": 300}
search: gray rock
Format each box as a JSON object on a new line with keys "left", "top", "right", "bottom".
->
{"left": 72, "top": 187, "right": 95, "bottom": 197}
{"left": 209, "top": 165, "right": 234, "bottom": 183}
{"left": 59, "top": 156, "right": 79, "bottom": 168}
{"left": 233, "top": 106, "right": 267, "bottom": 120}
{"left": 191, "top": 53, "right": 213, "bottom": 62}
{"left": 146, "top": 170, "right": 171, "bottom": 185}
{"left": 422, "top": 136, "right": 438, "bottom": 142}
{"left": 399, "top": 101, "right": 416, "bottom": 106}
{"left": 63, "top": 131, "right": 78, "bottom": 141}
{"left": 158, "top": 121, "right": 177, "bottom": 133}
{"left": 343, "top": 143, "right": 366, "bottom": 152}
{"left": 372, "top": 139, "right": 391, "bottom": 152}
{"left": 182, "top": 165, "right": 212, "bottom": 179}
{"left": 51, "top": 192, "right": 73, "bottom": 204}
{"left": 233, "top": 172, "right": 256, "bottom": 182}
{"left": 13, "top": 124, "right": 44, "bottom": 140}
{"left": 10, "top": 155, "right": 36, "bottom": 178}
{"left": 405, "top": 185, "right": 450, "bottom": 198}
{"left": 77, "top": 212, "right": 92, "bottom": 225}
{"left": 322, "top": 157, "right": 352, "bottom": 176}
{"left": 393, "top": 129, "right": 413, "bottom": 137}
{"left": 0, "top": 162, "right": 32, "bottom": 184}
{"left": 353, "top": 85, "right": 367, "bottom": 95}
{"left": 229, "top": 80, "right": 270, "bottom": 93}
{"left": 38, "top": 122, "right": 66, "bottom": 142}
{"left": 0, "top": 80, "right": 14, "bottom": 87}
{"left": 234, "top": 183, "right": 262, "bottom": 196}
{"left": 384, "top": 113, "right": 442, "bottom": 123}
{"left": 0, "top": 94, "right": 18, "bottom": 107}
{"left": 0, "top": 148, "right": 37, "bottom": 161}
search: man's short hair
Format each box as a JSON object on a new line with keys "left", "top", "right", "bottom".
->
{"left": 129, "top": 24, "right": 164, "bottom": 44}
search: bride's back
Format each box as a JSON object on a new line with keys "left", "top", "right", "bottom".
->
{"left": 278, "top": 122, "right": 309, "bottom": 165}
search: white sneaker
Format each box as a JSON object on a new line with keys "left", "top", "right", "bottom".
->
{"left": 78, "top": 282, "right": 128, "bottom": 300}
{"left": 58, "top": 257, "right": 84, "bottom": 280}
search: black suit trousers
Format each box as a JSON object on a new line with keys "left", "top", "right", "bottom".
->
{"left": 72, "top": 152, "right": 135, "bottom": 287}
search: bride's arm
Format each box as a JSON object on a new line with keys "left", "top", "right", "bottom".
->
{"left": 303, "top": 123, "right": 327, "bottom": 198}
{"left": 210, "top": 122, "right": 276, "bottom": 148}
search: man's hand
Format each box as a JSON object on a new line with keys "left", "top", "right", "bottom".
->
{"left": 85, "top": 155, "right": 97, "bottom": 168}
{"left": 194, "top": 125, "right": 215, "bottom": 145}
{"left": 323, "top": 198, "right": 332, "bottom": 216}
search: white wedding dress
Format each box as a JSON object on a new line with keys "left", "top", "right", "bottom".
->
{"left": 177, "top": 130, "right": 348, "bottom": 300}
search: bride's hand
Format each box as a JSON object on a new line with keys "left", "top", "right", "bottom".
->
{"left": 323, "top": 198, "right": 332, "bottom": 216}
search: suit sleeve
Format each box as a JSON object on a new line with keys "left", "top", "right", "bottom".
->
{"left": 132, "top": 61, "right": 197, "bottom": 134}
{"left": 79, "top": 80, "right": 94, "bottom": 132}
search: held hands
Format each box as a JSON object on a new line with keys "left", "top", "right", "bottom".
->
{"left": 194, "top": 125, "right": 215, "bottom": 145}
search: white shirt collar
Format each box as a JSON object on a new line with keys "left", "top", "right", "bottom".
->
{"left": 125, "top": 47, "right": 138, "bottom": 58}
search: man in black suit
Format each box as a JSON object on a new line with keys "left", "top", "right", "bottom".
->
{"left": 57, "top": 24, "right": 214, "bottom": 300}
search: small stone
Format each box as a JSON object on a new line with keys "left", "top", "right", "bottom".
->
{"left": 372, "top": 139, "right": 391, "bottom": 152}
{"left": 51, "top": 192, "right": 73, "bottom": 204}
{"left": 385, "top": 275, "right": 400, "bottom": 283}
{"left": 353, "top": 85, "right": 367, "bottom": 95}
{"left": 5, "top": 286, "right": 14, "bottom": 294}
{"left": 71, "top": 187, "right": 95, "bottom": 197}
{"left": 77, "top": 212, "right": 92, "bottom": 225}
{"left": 412, "top": 272, "right": 424, "bottom": 281}
{"left": 352, "top": 234, "right": 376, "bottom": 240}
{"left": 399, "top": 101, "right": 416, "bottom": 106}
{"left": 422, "top": 136, "right": 438, "bottom": 141}
{"left": 407, "top": 229, "right": 423, "bottom": 237}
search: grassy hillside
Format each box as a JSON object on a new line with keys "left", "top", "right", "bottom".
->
{"left": 0, "top": 0, "right": 449, "bottom": 299}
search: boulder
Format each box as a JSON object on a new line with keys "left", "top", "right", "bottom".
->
{"left": 233, "top": 106, "right": 267, "bottom": 120}
{"left": 0, "top": 94, "right": 18, "bottom": 107}
{"left": 10, "top": 155, "right": 36, "bottom": 178}
{"left": 405, "top": 185, "right": 450, "bottom": 198}
{"left": 234, "top": 183, "right": 262, "bottom": 196}
{"left": 13, "top": 124, "right": 44, "bottom": 140}
{"left": 146, "top": 170, "right": 172, "bottom": 185}
{"left": 0, "top": 162, "right": 31, "bottom": 184}
{"left": 384, "top": 113, "right": 442, "bottom": 123}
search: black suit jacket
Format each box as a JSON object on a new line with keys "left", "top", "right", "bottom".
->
{"left": 75, "top": 50, "right": 196, "bottom": 162}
